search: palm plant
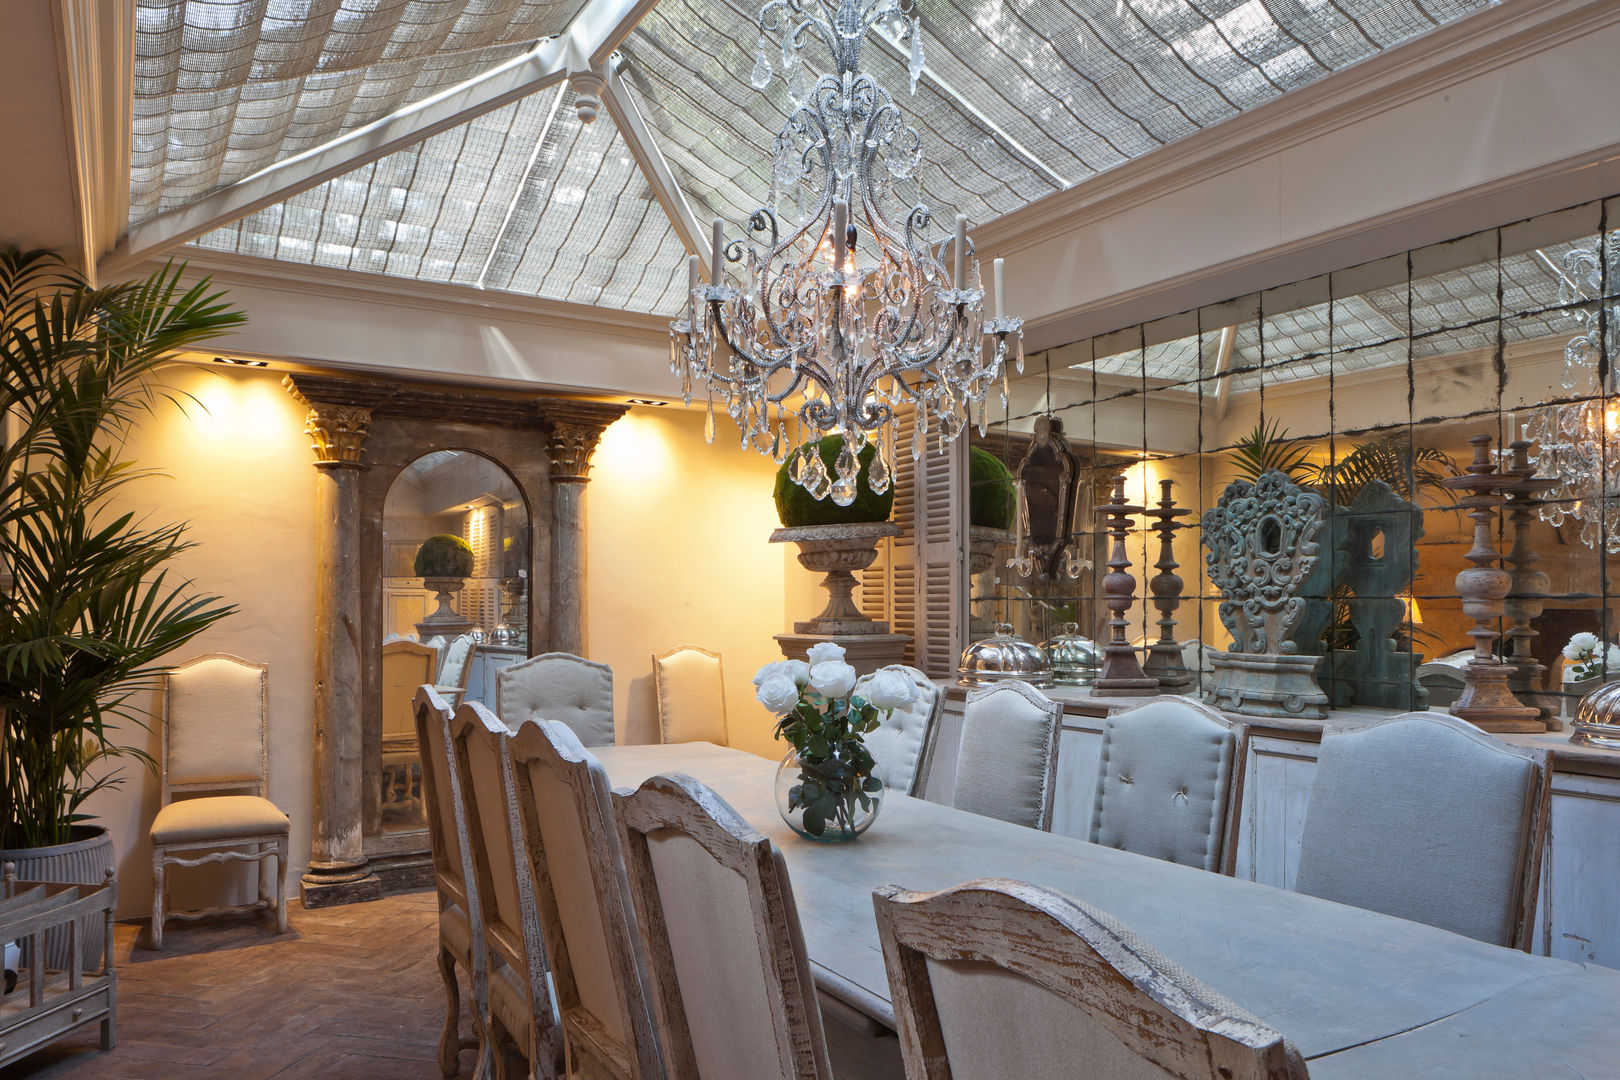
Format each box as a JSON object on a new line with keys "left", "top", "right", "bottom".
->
{"left": 0, "top": 249, "right": 245, "bottom": 849}
{"left": 1226, "top": 418, "right": 1313, "bottom": 482}
{"left": 1300, "top": 433, "right": 1457, "bottom": 508}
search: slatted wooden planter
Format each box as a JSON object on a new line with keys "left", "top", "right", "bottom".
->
{"left": 0, "top": 864, "right": 116, "bottom": 1068}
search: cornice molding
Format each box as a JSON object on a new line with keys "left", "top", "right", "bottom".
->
{"left": 282, "top": 371, "right": 631, "bottom": 432}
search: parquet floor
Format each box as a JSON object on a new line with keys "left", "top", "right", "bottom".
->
{"left": 0, "top": 890, "right": 462, "bottom": 1080}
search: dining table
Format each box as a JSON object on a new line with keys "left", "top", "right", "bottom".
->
{"left": 593, "top": 741, "right": 1620, "bottom": 1078}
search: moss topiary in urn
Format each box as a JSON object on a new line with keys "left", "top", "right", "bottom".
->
{"left": 771, "top": 437, "right": 900, "bottom": 636}
{"left": 415, "top": 534, "right": 475, "bottom": 638}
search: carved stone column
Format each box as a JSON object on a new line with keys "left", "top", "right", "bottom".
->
{"left": 541, "top": 406, "right": 626, "bottom": 656}
{"left": 292, "top": 392, "right": 382, "bottom": 908}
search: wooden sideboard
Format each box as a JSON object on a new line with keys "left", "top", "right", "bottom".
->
{"left": 926, "top": 682, "right": 1620, "bottom": 968}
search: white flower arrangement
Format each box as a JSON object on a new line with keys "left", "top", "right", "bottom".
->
{"left": 1563, "top": 632, "right": 1620, "bottom": 682}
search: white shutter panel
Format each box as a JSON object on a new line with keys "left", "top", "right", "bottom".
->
{"left": 888, "top": 409, "right": 921, "bottom": 665}
{"left": 913, "top": 418, "right": 967, "bottom": 679}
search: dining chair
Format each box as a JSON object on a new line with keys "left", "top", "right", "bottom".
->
{"left": 855, "top": 665, "right": 942, "bottom": 797}
{"left": 438, "top": 632, "right": 477, "bottom": 702}
{"left": 1294, "top": 711, "right": 1551, "bottom": 950}
{"left": 1089, "top": 696, "right": 1247, "bottom": 874}
{"left": 946, "top": 680, "right": 1062, "bottom": 830}
{"left": 382, "top": 639, "right": 438, "bottom": 819}
{"left": 450, "top": 701, "right": 563, "bottom": 1079}
{"left": 414, "top": 685, "right": 489, "bottom": 1079}
{"left": 872, "top": 878, "right": 1310, "bottom": 1080}
{"left": 498, "top": 652, "right": 615, "bottom": 746}
{"left": 613, "top": 772, "right": 831, "bottom": 1080}
{"left": 506, "top": 720, "right": 662, "bottom": 1080}
{"left": 149, "top": 653, "right": 289, "bottom": 949}
{"left": 653, "top": 645, "right": 729, "bottom": 746}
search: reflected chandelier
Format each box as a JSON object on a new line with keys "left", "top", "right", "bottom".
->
{"left": 668, "top": 0, "right": 1024, "bottom": 504}
{"left": 1526, "top": 244, "right": 1620, "bottom": 552}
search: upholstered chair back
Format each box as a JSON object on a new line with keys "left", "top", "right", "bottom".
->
{"left": 498, "top": 652, "right": 615, "bottom": 746}
{"left": 163, "top": 654, "right": 269, "bottom": 794}
{"left": 508, "top": 720, "right": 662, "bottom": 1079}
{"left": 873, "top": 879, "right": 1309, "bottom": 1080}
{"left": 653, "top": 645, "right": 729, "bottom": 745}
{"left": 854, "top": 665, "right": 941, "bottom": 797}
{"left": 1294, "top": 712, "right": 1550, "bottom": 950}
{"left": 438, "top": 633, "right": 476, "bottom": 691}
{"left": 614, "top": 773, "right": 830, "bottom": 1080}
{"left": 950, "top": 681, "right": 1062, "bottom": 830}
{"left": 1089, "top": 696, "right": 1244, "bottom": 872}
{"left": 383, "top": 640, "right": 437, "bottom": 740}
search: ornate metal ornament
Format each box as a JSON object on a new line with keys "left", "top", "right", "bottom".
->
{"left": 1201, "top": 469, "right": 1330, "bottom": 719}
{"left": 1327, "top": 480, "right": 1425, "bottom": 710}
{"left": 1006, "top": 416, "right": 1089, "bottom": 580}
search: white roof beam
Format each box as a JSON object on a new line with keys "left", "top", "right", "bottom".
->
{"left": 601, "top": 60, "right": 714, "bottom": 279}
{"left": 101, "top": 0, "right": 665, "bottom": 279}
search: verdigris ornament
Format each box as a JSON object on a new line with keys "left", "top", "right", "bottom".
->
{"left": 1201, "top": 469, "right": 1330, "bottom": 719}
{"left": 1329, "top": 480, "right": 1426, "bottom": 710}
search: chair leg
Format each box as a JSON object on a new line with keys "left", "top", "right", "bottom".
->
{"left": 150, "top": 851, "right": 165, "bottom": 950}
{"left": 275, "top": 837, "right": 289, "bottom": 933}
{"left": 436, "top": 945, "right": 462, "bottom": 1078}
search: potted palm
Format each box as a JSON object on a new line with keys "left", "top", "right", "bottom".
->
{"left": 0, "top": 250, "right": 243, "bottom": 902}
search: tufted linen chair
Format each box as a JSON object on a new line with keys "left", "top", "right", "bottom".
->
{"left": 497, "top": 652, "right": 615, "bottom": 746}
{"left": 614, "top": 772, "right": 832, "bottom": 1080}
{"left": 149, "top": 654, "right": 289, "bottom": 949}
{"left": 451, "top": 701, "right": 562, "bottom": 1079}
{"left": 507, "top": 720, "right": 663, "bottom": 1079}
{"left": 653, "top": 645, "right": 728, "bottom": 745}
{"left": 437, "top": 633, "right": 477, "bottom": 701}
{"left": 947, "top": 681, "right": 1062, "bottom": 830}
{"left": 1089, "top": 696, "right": 1246, "bottom": 873}
{"left": 1294, "top": 711, "right": 1551, "bottom": 950}
{"left": 873, "top": 879, "right": 1310, "bottom": 1080}
{"left": 854, "top": 665, "right": 942, "bottom": 797}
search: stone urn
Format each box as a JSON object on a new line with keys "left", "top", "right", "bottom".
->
{"left": 967, "top": 525, "right": 1015, "bottom": 636}
{"left": 415, "top": 575, "right": 474, "bottom": 639}
{"left": 771, "top": 522, "right": 902, "bottom": 635}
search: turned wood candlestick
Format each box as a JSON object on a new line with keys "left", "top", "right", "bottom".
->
{"left": 1440, "top": 434, "right": 1543, "bottom": 732}
{"left": 1503, "top": 440, "right": 1559, "bottom": 728}
{"left": 1142, "top": 478, "right": 1194, "bottom": 690}
{"left": 1092, "top": 475, "right": 1158, "bottom": 696}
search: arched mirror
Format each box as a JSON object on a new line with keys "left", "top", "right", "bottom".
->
{"left": 377, "top": 450, "right": 529, "bottom": 831}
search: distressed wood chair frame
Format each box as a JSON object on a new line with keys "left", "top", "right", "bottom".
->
{"left": 507, "top": 720, "right": 662, "bottom": 1080}
{"left": 928, "top": 680, "right": 1063, "bottom": 831}
{"left": 872, "top": 878, "right": 1309, "bottom": 1080}
{"left": 1097, "top": 694, "right": 1251, "bottom": 876}
{"left": 414, "top": 685, "right": 490, "bottom": 1079}
{"left": 151, "top": 653, "right": 287, "bottom": 948}
{"left": 450, "top": 702, "right": 562, "bottom": 1080}
{"left": 0, "top": 866, "right": 118, "bottom": 1067}
{"left": 652, "top": 644, "right": 728, "bottom": 746}
{"left": 613, "top": 772, "right": 831, "bottom": 1080}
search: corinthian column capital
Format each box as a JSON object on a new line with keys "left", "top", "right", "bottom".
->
{"left": 303, "top": 402, "right": 373, "bottom": 466}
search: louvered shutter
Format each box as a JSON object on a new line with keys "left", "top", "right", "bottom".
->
{"left": 882, "top": 409, "right": 965, "bottom": 677}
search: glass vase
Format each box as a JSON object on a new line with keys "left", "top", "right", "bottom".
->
{"left": 774, "top": 747, "right": 884, "bottom": 842}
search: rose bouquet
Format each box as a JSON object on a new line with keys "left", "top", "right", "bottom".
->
{"left": 1564, "top": 632, "right": 1620, "bottom": 682}
{"left": 754, "top": 642, "right": 916, "bottom": 839}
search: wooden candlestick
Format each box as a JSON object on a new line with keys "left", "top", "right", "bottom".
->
{"left": 1503, "top": 440, "right": 1559, "bottom": 728}
{"left": 1092, "top": 475, "right": 1158, "bottom": 696}
{"left": 1142, "top": 479, "right": 1194, "bottom": 690}
{"left": 1440, "top": 434, "right": 1543, "bottom": 732}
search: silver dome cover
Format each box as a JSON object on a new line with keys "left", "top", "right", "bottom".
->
{"left": 958, "top": 624, "right": 1053, "bottom": 687}
{"left": 1042, "top": 623, "right": 1102, "bottom": 686}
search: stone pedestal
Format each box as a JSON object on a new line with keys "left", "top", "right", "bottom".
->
{"left": 1503, "top": 441, "right": 1560, "bottom": 728}
{"left": 967, "top": 526, "right": 1014, "bottom": 637}
{"left": 414, "top": 576, "right": 474, "bottom": 640}
{"left": 1204, "top": 652, "right": 1330, "bottom": 720}
{"left": 774, "top": 633, "right": 909, "bottom": 676}
{"left": 771, "top": 523, "right": 902, "bottom": 635}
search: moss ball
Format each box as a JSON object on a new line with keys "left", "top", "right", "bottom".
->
{"left": 774, "top": 436, "right": 895, "bottom": 526}
{"left": 969, "top": 447, "right": 1016, "bottom": 530}
{"left": 415, "top": 534, "right": 475, "bottom": 578}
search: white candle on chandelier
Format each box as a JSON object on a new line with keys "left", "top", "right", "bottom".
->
{"left": 687, "top": 254, "right": 700, "bottom": 332}
{"left": 954, "top": 214, "right": 968, "bottom": 290}
{"left": 993, "top": 258, "right": 1006, "bottom": 318}
{"left": 711, "top": 218, "right": 725, "bottom": 284}
{"left": 834, "top": 200, "right": 849, "bottom": 277}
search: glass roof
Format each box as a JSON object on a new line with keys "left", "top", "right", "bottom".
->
{"left": 159, "top": 0, "right": 1497, "bottom": 313}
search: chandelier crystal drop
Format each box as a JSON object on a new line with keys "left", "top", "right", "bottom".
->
{"left": 668, "top": 0, "right": 1024, "bottom": 504}
{"left": 1525, "top": 243, "right": 1620, "bottom": 552}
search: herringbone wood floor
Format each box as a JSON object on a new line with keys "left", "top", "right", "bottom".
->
{"left": 1, "top": 890, "right": 463, "bottom": 1080}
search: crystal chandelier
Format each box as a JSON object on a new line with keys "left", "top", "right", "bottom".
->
{"left": 668, "top": 0, "right": 1024, "bottom": 505}
{"left": 1526, "top": 243, "right": 1620, "bottom": 552}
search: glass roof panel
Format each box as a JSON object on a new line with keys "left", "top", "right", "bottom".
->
{"left": 133, "top": 0, "right": 589, "bottom": 222}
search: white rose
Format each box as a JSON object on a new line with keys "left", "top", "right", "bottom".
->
{"left": 1605, "top": 643, "right": 1620, "bottom": 669}
{"left": 1565, "top": 632, "right": 1600, "bottom": 660}
{"left": 780, "top": 659, "right": 811, "bottom": 686}
{"left": 756, "top": 672, "right": 802, "bottom": 715}
{"left": 864, "top": 668, "right": 916, "bottom": 711}
{"left": 805, "top": 641, "right": 847, "bottom": 666}
{"left": 808, "top": 660, "right": 857, "bottom": 700}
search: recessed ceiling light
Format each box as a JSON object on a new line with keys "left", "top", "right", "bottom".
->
{"left": 625, "top": 398, "right": 668, "bottom": 406}
{"left": 213, "top": 356, "right": 267, "bottom": 367}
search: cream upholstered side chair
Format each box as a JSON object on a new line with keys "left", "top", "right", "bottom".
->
{"left": 451, "top": 701, "right": 563, "bottom": 1079}
{"left": 507, "top": 720, "right": 663, "bottom": 1080}
{"left": 941, "top": 680, "right": 1062, "bottom": 830}
{"left": 438, "top": 632, "right": 477, "bottom": 703}
{"left": 873, "top": 879, "right": 1310, "bottom": 1080}
{"left": 854, "top": 665, "right": 942, "bottom": 797}
{"left": 149, "top": 654, "right": 289, "bottom": 949}
{"left": 498, "top": 652, "right": 615, "bottom": 746}
{"left": 1294, "top": 712, "right": 1551, "bottom": 951}
{"left": 614, "top": 772, "right": 832, "bottom": 1080}
{"left": 652, "top": 645, "right": 728, "bottom": 745}
{"left": 413, "top": 685, "right": 488, "bottom": 1079}
{"left": 1089, "top": 696, "right": 1247, "bottom": 874}
{"left": 382, "top": 639, "right": 438, "bottom": 818}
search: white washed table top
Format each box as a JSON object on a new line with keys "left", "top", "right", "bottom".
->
{"left": 595, "top": 743, "right": 1613, "bottom": 1071}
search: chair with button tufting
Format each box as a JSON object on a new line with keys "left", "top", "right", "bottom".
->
{"left": 497, "top": 652, "right": 615, "bottom": 747}
{"left": 1088, "top": 696, "right": 1247, "bottom": 874}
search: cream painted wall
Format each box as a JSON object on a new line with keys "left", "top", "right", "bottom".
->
{"left": 586, "top": 405, "right": 818, "bottom": 759}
